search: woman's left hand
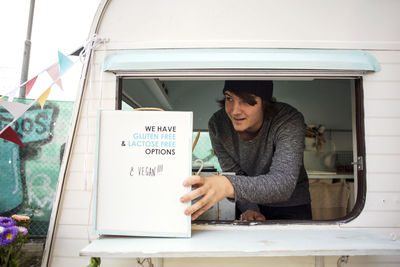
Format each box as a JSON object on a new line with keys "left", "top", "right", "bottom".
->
{"left": 180, "top": 175, "right": 234, "bottom": 220}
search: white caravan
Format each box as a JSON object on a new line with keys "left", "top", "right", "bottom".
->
{"left": 42, "top": 0, "right": 400, "bottom": 266}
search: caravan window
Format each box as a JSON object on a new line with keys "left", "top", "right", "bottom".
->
{"left": 117, "top": 77, "right": 365, "bottom": 224}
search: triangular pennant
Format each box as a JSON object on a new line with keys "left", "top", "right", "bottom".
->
{"left": 0, "top": 101, "right": 30, "bottom": 119}
{"left": 0, "top": 96, "right": 4, "bottom": 101}
{"left": 0, "top": 126, "right": 24, "bottom": 147}
{"left": 69, "top": 46, "right": 84, "bottom": 56}
{"left": 37, "top": 87, "right": 51, "bottom": 109}
{"left": 25, "top": 75, "right": 38, "bottom": 96}
{"left": 46, "top": 63, "right": 63, "bottom": 90}
{"left": 6, "top": 88, "right": 19, "bottom": 102}
{"left": 58, "top": 51, "right": 74, "bottom": 76}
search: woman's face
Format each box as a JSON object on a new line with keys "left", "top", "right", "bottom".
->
{"left": 224, "top": 90, "right": 264, "bottom": 140}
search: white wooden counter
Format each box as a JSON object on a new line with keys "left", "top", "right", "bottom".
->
{"left": 80, "top": 229, "right": 400, "bottom": 258}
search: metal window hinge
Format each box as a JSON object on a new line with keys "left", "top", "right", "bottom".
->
{"left": 351, "top": 156, "right": 363, "bottom": 171}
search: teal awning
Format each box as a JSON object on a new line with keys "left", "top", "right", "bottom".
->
{"left": 103, "top": 49, "right": 380, "bottom": 72}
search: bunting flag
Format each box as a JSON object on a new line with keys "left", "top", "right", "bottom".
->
{"left": 0, "top": 96, "right": 3, "bottom": 101}
{"left": 0, "top": 101, "right": 30, "bottom": 119}
{"left": 25, "top": 75, "right": 38, "bottom": 96}
{"left": 58, "top": 51, "right": 74, "bottom": 76}
{"left": 37, "top": 87, "right": 51, "bottom": 109}
{"left": 46, "top": 63, "right": 63, "bottom": 90}
{"left": 6, "top": 88, "right": 19, "bottom": 102}
{"left": 0, "top": 126, "right": 24, "bottom": 147}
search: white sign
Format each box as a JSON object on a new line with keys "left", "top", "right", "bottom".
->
{"left": 94, "top": 110, "right": 192, "bottom": 237}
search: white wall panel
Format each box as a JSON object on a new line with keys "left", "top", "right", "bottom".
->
{"left": 56, "top": 225, "right": 89, "bottom": 239}
{"left": 97, "top": 0, "right": 400, "bottom": 50}
{"left": 58, "top": 208, "right": 90, "bottom": 225}
{"left": 69, "top": 154, "right": 86, "bottom": 172}
{"left": 364, "top": 64, "right": 400, "bottom": 82}
{"left": 367, "top": 173, "right": 400, "bottom": 192}
{"left": 65, "top": 172, "right": 87, "bottom": 191}
{"left": 364, "top": 192, "right": 400, "bottom": 211}
{"left": 364, "top": 100, "right": 400, "bottom": 118}
{"left": 77, "top": 116, "right": 97, "bottom": 136}
{"left": 368, "top": 51, "right": 400, "bottom": 63}
{"left": 52, "top": 238, "right": 89, "bottom": 257}
{"left": 344, "top": 211, "right": 400, "bottom": 227}
{"left": 365, "top": 118, "right": 400, "bottom": 136}
{"left": 364, "top": 82, "right": 400, "bottom": 100}
{"left": 365, "top": 136, "right": 400, "bottom": 154}
{"left": 366, "top": 155, "right": 400, "bottom": 173}
{"left": 50, "top": 256, "right": 90, "bottom": 267}
{"left": 72, "top": 135, "right": 89, "bottom": 154}
{"left": 62, "top": 190, "right": 92, "bottom": 209}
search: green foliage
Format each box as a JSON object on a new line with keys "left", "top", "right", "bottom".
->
{"left": 87, "top": 257, "right": 101, "bottom": 267}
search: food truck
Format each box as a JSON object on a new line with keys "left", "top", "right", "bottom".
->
{"left": 42, "top": 0, "right": 400, "bottom": 266}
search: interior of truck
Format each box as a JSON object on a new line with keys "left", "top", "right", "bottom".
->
{"left": 118, "top": 78, "right": 361, "bottom": 222}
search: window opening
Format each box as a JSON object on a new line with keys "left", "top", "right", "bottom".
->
{"left": 118, "top": 77, "right": 365, "bottom": 224}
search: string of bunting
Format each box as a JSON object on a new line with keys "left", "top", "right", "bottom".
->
{"left": 0, "top": 34, "right": 106, "bottom": 147}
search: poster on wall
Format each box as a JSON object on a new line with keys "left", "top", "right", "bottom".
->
{"left": 94, "top": 110, "right": 193, "bottom": 237}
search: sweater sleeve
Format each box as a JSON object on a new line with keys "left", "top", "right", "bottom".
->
{"left": 209, "top": 114, "right": 261, "bottom": 213}
{"left": 226, "top": 112, "right": 306, "bottom": 205}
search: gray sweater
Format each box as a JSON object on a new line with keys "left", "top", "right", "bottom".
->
{"left": 208, "top": 102, "right": 310, "bottom": 211}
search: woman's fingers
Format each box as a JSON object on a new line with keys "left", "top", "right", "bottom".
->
{"left": 191, "top": 201, "right": 214, "bottom": 220}
{"left": 182, "top": 175, "right": 204, "bottom": 187}
{"left": 181, "top": 175, "right": 234, "bottom": 220}
{"left": 185, "top": 192, "right": 213, "bottom": 219}
{"left": 180, "top": 184, "right": 206, "bottom": 204}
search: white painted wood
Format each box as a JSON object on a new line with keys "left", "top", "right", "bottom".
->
{"left": 53, "top": 238, "right": 89, "bottom": 257}
{"left": 97, "top": 0, "right": 400, "bottom": 50}
{"left": 366, "top": 155, "right": 400, "bottom": 173}
{"left": 366, "top": 173, "right": 400, "bottom": 192}
{"left": 55, "top": 225, "right": 89, "bottom": 239}
{"left": 363, "top": 64, "right": 400, "bottom": 82}
{"left": 80, "top": 229, "right": 400, "bottom": 258}
{"left": 50, "top": 257, "right": 90, "bottom": 267}
{"left": 364, "top": 82, "right": 400, "bottom": 100}
{"left": 65, "top": 171, "right": 86, "bottom": 191}
{"left": 343, "top": 211, "right": 400, "bottom": 228}
{"left": 365, "top": 136, "right": 400, "bottom": 154}
{"left": 363, "top": 192, "right": 400, "bottom": 211}
{"left": 62, "top": 190, "right": 92, "bottom": 209}
{"left": 365, "top": 118, "right": 400, "bottom": 136}
{"left": 58, "top": 208, "right": 90, "bottom": 225}
{"left": 364, "top": 99, "right": 400, "bottom": 118}
{"left": 368, "top": 51, "right": 400, "bottom": 63}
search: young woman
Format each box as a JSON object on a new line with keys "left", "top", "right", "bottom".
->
{"left": 181, "top": 80, "right": 311, "bottom": 221}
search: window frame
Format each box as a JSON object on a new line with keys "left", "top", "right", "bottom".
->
{"left": 115, "top": 70, "right": 366, "bottom": 225}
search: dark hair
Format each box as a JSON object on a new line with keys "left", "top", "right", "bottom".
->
{"left": 217, "top": 92, "right": 275, "bottom": 117}
{"left": 217, "top": 80, "right": 276, "bottom": 116}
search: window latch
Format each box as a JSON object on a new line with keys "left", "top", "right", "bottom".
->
{"left": 351, "top": 156, "right": 364, "bottom": 171}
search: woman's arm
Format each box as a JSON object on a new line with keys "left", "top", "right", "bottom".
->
{"left": 226, "top": 112, "right": 305, "bottom": 204}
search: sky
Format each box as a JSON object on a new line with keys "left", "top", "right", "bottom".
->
{"left": 0, "top": 0, "right": 101, "bottom": 101}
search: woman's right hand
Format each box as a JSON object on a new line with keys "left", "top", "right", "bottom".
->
{"left": 180, "top": 175, "right": 234, "bottom": 220}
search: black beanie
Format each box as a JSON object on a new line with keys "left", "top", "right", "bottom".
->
{"left": 223, "top": 80, "right": 273, "bottom": 101}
